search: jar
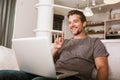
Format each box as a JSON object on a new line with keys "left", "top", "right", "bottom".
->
{"left": 113, "top": 13, "right": 120, "bottom": 19}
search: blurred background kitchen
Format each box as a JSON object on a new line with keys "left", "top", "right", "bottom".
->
{"left": 0, "top": 0, "right": 120, "bottom": 48}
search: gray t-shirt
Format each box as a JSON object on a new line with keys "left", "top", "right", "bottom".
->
{"left": 55, "top": 37, "right": 109, "bottom": 80}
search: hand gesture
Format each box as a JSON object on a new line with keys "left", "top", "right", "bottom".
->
{"left": 53, "top": 32, "right": 64, "bottom": 50}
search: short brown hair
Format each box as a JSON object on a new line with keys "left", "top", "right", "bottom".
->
{"left": 67, "top": 10, "right": 86, "bottom": 23}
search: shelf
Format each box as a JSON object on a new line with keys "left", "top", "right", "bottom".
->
{"left": 105, "top": 19, "right": 120, "bottom": 25}
{"left": 105, "top": 18, "right": 120, "bottom": 22}
{"left": 106, "top": 34, "right": 120, "bottom": 37}
{"left": 104, "top": 18, "right": 120, "bottom": 39}
{"left": 87, "top": 22, "right": 104, "bottom": 27}
{"left": 106, "top": 34, "right": 120, "bottom": 39}
{"left": 88, "top": 31, "right": 104, "bottom": 35}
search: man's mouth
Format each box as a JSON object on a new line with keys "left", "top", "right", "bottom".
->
{"left": 71, "top": 27, "right": 77, "bottom": 32}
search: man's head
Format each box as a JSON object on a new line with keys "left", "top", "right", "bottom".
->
{"left": 67, "top": 10, "right": 86, "bottom": 23}
{"left": 67, "top": 10, "right": 87, "bottom": 37}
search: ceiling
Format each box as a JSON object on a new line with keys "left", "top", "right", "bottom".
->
{"left": 54, "top": 0, "right": 120, "bottom": 15}
{"left": 55, "top": 0, "right": 103, "bottom": 9}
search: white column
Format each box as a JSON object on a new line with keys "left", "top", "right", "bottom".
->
{"left": 34, "top": 0, "right": 54, "bottom": 40}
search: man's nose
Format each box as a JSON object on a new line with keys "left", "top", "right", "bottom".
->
{"left": 70, "top": 22, "right": 75, "bottom": 27}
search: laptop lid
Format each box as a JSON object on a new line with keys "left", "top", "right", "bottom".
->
{"left": 12, "top": 37, "right": 57, "bottom": 79}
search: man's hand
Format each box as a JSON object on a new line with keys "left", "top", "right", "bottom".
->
{"left": 52, "top": 32, "right": 64, "bottom": 57}
{"left": 54, "top": 32, "right": 64, "bottom": 49}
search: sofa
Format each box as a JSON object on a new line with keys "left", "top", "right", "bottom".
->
{"left": 102, "top": 40, "right": 120, "bottom": 80}
{"left": 0, "top": 40, "right": 120, "bottom": 80}
{"left": 0, "top": 46, "right": 19, "bottom": 70}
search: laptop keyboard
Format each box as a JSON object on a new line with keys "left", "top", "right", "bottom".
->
{"left": 56, "top": 72, "right": 63, "bottom": 75}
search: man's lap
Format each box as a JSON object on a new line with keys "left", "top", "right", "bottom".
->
{"left": 0, "top": 70, "right": 80, "bottom": 80}
{"left": 0, "top": 70, "right": 54, "bottom": 80}
{"left": 0, "top": 70, "right": 56, "bottom": 80}
{"left": 0, "top": 70, "right": 35, "bottom": 80}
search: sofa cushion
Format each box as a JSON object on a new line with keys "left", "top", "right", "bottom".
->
{"left": 0, "top": 46, "right": 19, "bottom": 70}
{"left": 103, "top": 42, "right": 120, "bottom": 80}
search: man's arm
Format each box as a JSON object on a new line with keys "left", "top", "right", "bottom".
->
{"left": 52, "top": 47, "right": 59, "bottom": 58}
{"left": 95, "top": 56, "right": 109, "bottom": 80}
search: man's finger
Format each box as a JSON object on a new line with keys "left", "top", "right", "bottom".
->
{"left": 61, "top": 32, "right": 64, "bottom": 41}
{"left": 54, "top": 33, "right": 56, "bottom": 41}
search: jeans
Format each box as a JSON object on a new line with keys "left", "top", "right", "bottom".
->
{"left": 0, "top": 70, "right": 80, "bottom": 80}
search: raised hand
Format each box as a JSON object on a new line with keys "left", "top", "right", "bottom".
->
{"left": 53, "top": 32, "right": 64, "bottom": 49}
{"left": 52, "top": 32, "right": 64, "bottom": 57}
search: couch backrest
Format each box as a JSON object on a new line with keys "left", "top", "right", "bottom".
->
{"left": 102, "top": 41, "right": 120, "bottom": 80}
{"left": 0, "top": 46, "right": 19, "bottom": 70}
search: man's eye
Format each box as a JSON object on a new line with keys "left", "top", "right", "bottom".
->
{"left": 68, "top": 22, "right": 71, "bottom": 25}
{"left": 74, "top": 20, "right": 78, "bottom": 23}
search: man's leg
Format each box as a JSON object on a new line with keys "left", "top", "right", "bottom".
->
{"left": 61, "top": 76, "right": 80, "bottom": 80}
{"left": 0, "top": 70, "right": 80, "bottom": 80}
{"left": 32, "top": 77, "right": 57, "bottom": 80}
{"left": 0, "top": 70, "right": 36, "bottom": 80}
{"left": 32, "top": 76, "right": 80, "bottom": 80}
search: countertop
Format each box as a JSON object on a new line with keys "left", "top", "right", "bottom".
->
{"left": 101, "top": 39, "right": 120, "bottom": 43}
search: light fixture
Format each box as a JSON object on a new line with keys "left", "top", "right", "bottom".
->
{"left": 92, "top": 0, "right": 96, "bottom": 6}
{"left": 84, "top": 7, "right": 93, "bottom": 16}
{"left": 83, "top": 0, "right": 94, "bottom": 17}
{"left": 104, "top": 0, "right": 120, "bottom": 4}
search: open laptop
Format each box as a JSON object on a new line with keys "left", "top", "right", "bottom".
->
{"left": 12, "top": 37, "right": 79, "bottom": 79}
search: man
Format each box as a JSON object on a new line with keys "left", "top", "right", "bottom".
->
{"left": 0, "top": 10, "right": 109, "bottom": 80}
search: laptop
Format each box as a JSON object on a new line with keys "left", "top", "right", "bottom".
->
{"left": 12, "top": 37, "right": 79, "bottom": 79}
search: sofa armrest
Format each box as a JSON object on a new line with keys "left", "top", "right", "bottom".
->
{"left": 0, "top": 46, "right": 19, "bottom": 70}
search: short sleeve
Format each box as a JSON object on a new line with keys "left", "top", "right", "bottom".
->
{"left": 93, "top": 38, "right": 109, "bottom": 58}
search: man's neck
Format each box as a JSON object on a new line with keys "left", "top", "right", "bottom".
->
{"left": 73, "top": 33, "right": 86, "bottom": 39}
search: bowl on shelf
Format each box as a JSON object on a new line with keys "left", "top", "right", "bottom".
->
{"left": 118, "top": 31, "right": 120, "bottom": 34}
{"left": 111, "top": 24, "right": 120, "bottom": 31}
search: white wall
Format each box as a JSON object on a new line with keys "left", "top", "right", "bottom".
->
{"left": 13, "top": 0, "right": 73, "bottom": 39}
{"left": 13, "top": 0, "right": 38, "bottom": 38}
{"left": 62, "top": 16, "right": 73, "bottom": 39}
{"left": 102, "top": 40, "right": 120, "bottom": 80}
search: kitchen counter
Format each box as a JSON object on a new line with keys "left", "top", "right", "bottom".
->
{"left": 101, "top": 39, "right": 120, "bottom": 43}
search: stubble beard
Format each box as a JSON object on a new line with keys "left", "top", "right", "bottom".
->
{"left": 73, "top": 29, "right": 84, "bottom": 36}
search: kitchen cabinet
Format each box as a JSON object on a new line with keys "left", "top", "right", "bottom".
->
{"left": 86, "top": 19, "right": 120, "bottom": 39}
{"left": 86, "top": 22, "right": 105, "bottom": 39}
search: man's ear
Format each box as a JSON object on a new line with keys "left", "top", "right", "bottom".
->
{"left": 83, "top": 22, "right": 87, "bottom": 28}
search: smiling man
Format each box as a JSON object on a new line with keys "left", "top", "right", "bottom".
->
{"left": 52, "top": 10, "right": 109, "bottom": 80}
{"left": 0, "top": 10, "right": 109, "bottom": 80}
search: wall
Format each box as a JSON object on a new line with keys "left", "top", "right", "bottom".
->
{"left": 102, "top": 40, "right": 120, "bottom": 80}
{"left": 13, "top": 0, "right": 72, "bottom": 39}
{"left": 13, "top": 0, "right": 38, "bottom": 38}
{"left": 62, "top": 16, "right": 73, "bottom": 39}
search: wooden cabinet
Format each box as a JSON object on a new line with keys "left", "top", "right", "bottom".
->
{"left": 86, "top": 19, "right": 120, "bottom": 39}
{"left": 86, "top": 22, "right": 104, "bottom": 39}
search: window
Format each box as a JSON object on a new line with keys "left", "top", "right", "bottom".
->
{"left": 52, "top": 14, "right": 64, "bottom": 43}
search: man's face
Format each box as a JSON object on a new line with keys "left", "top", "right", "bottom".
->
{"left": 68, "top": 14, "right": 85, "bottom": 36}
